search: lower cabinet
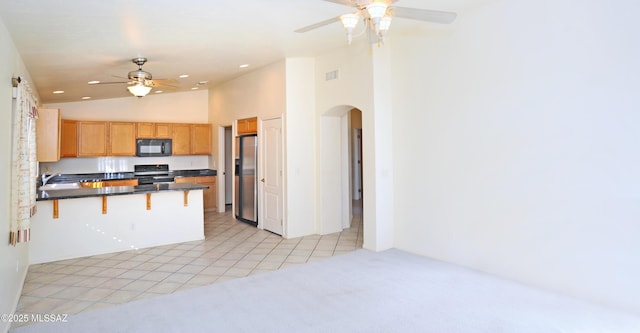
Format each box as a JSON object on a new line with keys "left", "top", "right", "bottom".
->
{"left": 175, "top": 176, "right": 216, "bottom": 210}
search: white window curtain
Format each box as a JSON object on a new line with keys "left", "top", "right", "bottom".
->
{"left": 10, "top": 79, "right": 38, "bottom": 246}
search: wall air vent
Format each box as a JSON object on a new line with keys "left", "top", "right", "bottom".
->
{"left": 325, "top": 70, "right": 339, "bottom": 81}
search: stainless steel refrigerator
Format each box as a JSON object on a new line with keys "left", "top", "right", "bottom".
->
{"left": 235, "top": 135, "right": 258, "bottom": 225}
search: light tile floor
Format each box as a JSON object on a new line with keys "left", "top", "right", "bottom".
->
{"left": 12, "top": 203, "right": 363, "bottom": 329}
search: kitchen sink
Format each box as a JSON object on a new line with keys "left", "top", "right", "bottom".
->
{"left": 39, "top": 183, "right": 81, "bottom": 191}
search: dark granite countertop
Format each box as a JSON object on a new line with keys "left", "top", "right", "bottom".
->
{"left": 171, "top": 169, "right": 217, "bottom": 177}
{"left": 37, "top": 183, "right": 209, "bottom": 201}
{"left": 45, "top": 169, "right": 217, "bottom": 184}
{"left": 47, "top": 172, "right": 137, "bottom": 184}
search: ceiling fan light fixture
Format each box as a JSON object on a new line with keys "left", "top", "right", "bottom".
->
{"left": 367, "top": 2, "right": 388, "bottom": 20}
{"left": 379, "top": 16, "right": 392, "bottom": 32}
{"left": 340, "top": 13, "right": 359, "bottom": 29}
{"left": 340, "top": 13, "right": 360, "bottom": 44}
{"left": 127, "top": 83, "right": 152, "bottom": 97}
{"left": 367, "top": 2, "right": 388, "bottom": 34}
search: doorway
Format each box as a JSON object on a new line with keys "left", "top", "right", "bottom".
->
{"left": 217, "top": 126, "right": 234, "bottom": 212}
{"left": 350, "top": 110, "right": 363, "bottom": 220}
{"left": 224, "top": 127, "right": 233, "bottom": 206}
{"left": 319, "top": 106, "right": 365, "bottom": 235}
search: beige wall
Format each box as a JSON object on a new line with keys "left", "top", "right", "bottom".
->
{"left": 44, "top": 89, "right": 208, "bottom": 123}
{"left": 391, "top": 0, "right": 640, "bottom": 314}
{"left": 0, "top": 18, "right": 33, "bottom": 333}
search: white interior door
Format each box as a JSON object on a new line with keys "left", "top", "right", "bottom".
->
{"left": 262, "top": 118, "right": 283, "bottom": 235}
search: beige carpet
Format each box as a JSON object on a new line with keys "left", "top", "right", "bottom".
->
{"left": 11, "top": 249, "right": 640, "bottom": 332}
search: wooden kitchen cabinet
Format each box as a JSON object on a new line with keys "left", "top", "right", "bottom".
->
{"left": 61, "top": 120, "right": 78, "bottom": 158}
{"left": 174, "top": 177, "right": 195, "bottom": 184}
{"left": 78, "top": 121, "right": 107, "bottom": 157}
{"left": 237, "top": 117, "right": 257, "bottom": 135}
{"left": 191, "top": 124, "right": 212, "bottom": 155}
{"left": 36, "top": 108, "right": 61, "bottom": 162}
{"left": 198, "top": 176, "right": 217, "bottom": 210}
{"left": 109, "top": 122, "right": 136, "bottom": 156}
{"left": 175, "top": 176, "right": 217, "bottom": 210}
{"left": 136, "top": 122, "right": 155, "bottom": 138}
{"left": 137, "top": 122, "right": 172, "bottom": 138}
{"left": 172, "top": 124, "right": 191, "bottom": 155}
{"left": 156, "top": 123, "right": 172, "bottom": 138}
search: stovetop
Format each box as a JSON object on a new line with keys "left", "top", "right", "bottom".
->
{"left": 134, "top": 164, "right": 170, "bottom": 175}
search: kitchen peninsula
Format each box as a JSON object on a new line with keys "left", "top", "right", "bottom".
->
{"left": 31, "top": 180, "right": 210, "bottom": 264}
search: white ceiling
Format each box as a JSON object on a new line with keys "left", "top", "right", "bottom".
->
{"left": 0, "top": 0, "right": 477, "bottom": 104}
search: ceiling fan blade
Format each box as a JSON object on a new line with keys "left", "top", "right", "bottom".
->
{"left": 153, "top": 78, "right": 178, "bottom": 84}
{"left": 323, "top": 0, "right": 398, "bottom": 7}
{"left": 154, "top": 82, "right": 178, "bottom": 90}
{"left": 295, "top": 16, "right": 341, "bottom": 33}
{"left": 322, "top": 0, "right": 357, "bottom": 7}
{"left": 393, "top": 6, "right": 457, "bottom": 24}
{"left": 93, "top": 81, "right": 128, "bottom": 85}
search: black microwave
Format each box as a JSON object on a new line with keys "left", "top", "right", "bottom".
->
{"left": 136, "top": 139, "right": 172, "bottom": 157}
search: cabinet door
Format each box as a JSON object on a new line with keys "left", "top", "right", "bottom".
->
{"left": 60, "top": 119, "right": 78, "bottom": 158}
{"left": 109, "top": 122, "right": 136, "bottom": 156}
{"left": 78, "top": 121, "right": 107, "bottom": 157}
{"left": 174, "top": 177, "right": 195, "bottom": 184}
{"left": 246, "top": 117, "right": 258, "bottom": 133}
{"left": 155, "top": 123, "right": 172, "bottom": 138}
{"left": 197, "top": 176, "right": 217, "bottom": 210}
{"left": 191, "top": 124, "right": 211, "bottom": 155}
{"left": 237, "top": 117, "right": 257, "bottom": 135}
{"left": 137, "top": 122, "right": 155, "bottom": 138}
{"left": 172, "top": 124, "right": 191, "bottom": 155}
{"left": 36, "top": 108, "right": 61, "bottom": 162}
{"left": 237, "top": 119, "right": 248, "bottom": 134}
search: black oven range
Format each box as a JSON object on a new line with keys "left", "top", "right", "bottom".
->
{"left": 134, "top": 164, "right": 175, "bottom": 185}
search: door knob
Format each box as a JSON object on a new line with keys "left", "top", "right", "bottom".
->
{"left": 260, "top": 178, "right": 265, "bottom": 183}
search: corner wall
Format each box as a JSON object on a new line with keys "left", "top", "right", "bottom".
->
{"left": 315, "top": 42, "right": 394, "bottom": 251}
{"left": 391, "top": 0, "right": 640, "bottom": 313}
{"left": 0, "top": 18, "right": 32, "bottom": 333}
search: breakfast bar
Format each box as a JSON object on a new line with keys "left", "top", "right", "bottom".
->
{"left": 30, "top": 183, "right": 208, "bottom": 264}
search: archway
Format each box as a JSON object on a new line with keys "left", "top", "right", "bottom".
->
{"left": 319, "top": 105, "right": 364, "bottom": 243}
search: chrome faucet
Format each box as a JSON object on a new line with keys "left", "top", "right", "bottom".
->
{"left": 41, "top": 173, "right": 60, "bottom": 186}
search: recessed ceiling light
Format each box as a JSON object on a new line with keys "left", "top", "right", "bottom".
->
{"left": 179, "top": 74, "right": 189, "bottom": 78}
{"left": 52, "top": 90, "right": 64, "bottom": 94}
{"left": 191, "top": 87, "right": 199, "bottom": 90}
{"left": 239, "top": 64, "right": 249, "bottom": 68}
{"left": 88, "top": 80, "right": 100, "bottom": 84}
{"left": 197, "top": 81, "right": 208, "bottom": 85}
{"left": 81, "top": 96, "right": 91, "bottom": 100}
{"left": 155, "top": 90, "right": 164, "bottom": 94}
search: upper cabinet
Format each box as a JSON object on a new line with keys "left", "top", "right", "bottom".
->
{"left": 191, "top": 124, "right": 212, "bottom": 155}
{"left": 78, "top": 121, "right": 107, "bottom": 157}
{"left": 237, "top": 117, "right": 258, "bottom": 135}
{"left": 136, "top": 122, "right": 155, "bottom": 138}
{"left": 156, "top": 123, "right": 172, "bottom": 138}
{"left": 60, "top": 119, "right": 78, "bottom": 158}
{"left": 109, "top": 122, "right": 136, "bottom": 156}
{"left": 36, "top": 108, "right": 61, "bottom": 162}
{"left": 137, "top": 122, "right": 172, "bottom": 138}
{"left": 60, "top": 119, "right": 210, "bottom": 157}
{"left": 172, "top": 123, "right": 192, "bottom": 155}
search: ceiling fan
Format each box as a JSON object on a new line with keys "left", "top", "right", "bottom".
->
{"left": 91, "top": 57, "right": 176, "bottom": 97}
{"left": 295, "top": 0, "right": 457, "bottom": 45}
